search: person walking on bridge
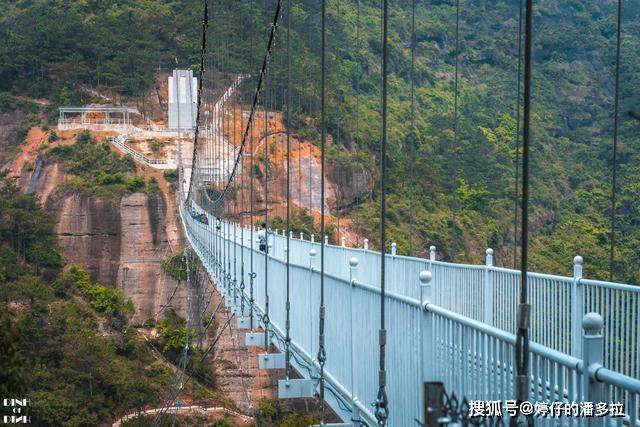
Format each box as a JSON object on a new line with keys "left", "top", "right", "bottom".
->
{"left": 258, "top": 222, "right": 268, "bottom": 253}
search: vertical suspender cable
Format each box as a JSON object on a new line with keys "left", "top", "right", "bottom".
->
{"left": 408, "top": 0, "right": 417, "bottom": 256}
{"left": 450, "top": 0, "right": 460, "bottom": 261}
{"left": 222, "top": 0, "right": 228, "bottom": 290}
{"left": 318, "top": 0, "right": 328, "bottom": 423}
{"left": 284, "top": 0, "right": 292, "bottom": 379}
{"left": 226, "top": 11, "right": 232, "bottom": 291}
{"left": 375, "top": 0, "right": 390, "bottom": 424}
{"left": 249, "top": 0, "right": 256, "bottom": 330}
{"left": 609, "top": 0, "right": 622, "bottom": 282}
{"left": 308, "top": 17, "right": 314, "bottom": 216}
{"left": 233, "top": 85, "right": 238, "bottom": 304}
{"left": 240, "top": 5, "right": 246, "bottom": 320}
{"left": 263, "top": 0, "right": 271, "bottom": 354}
{"left": 153, "top": 2, "right": 208, "bottom": 424}
{"left": 186, "top": 0, "right": 210, "bottom": 203}
{"left": 297, "top": 60, "right": 302, "bottom": 210}
{"left": 230, "top": 6, "right": 237, "bottom": 300}
{"left": 513, "top": 0, "right": 523, "bottom": 268}
{"left": 514, "top": 0, "right": 532, "bottom": 424}
{"left": 355, "top": 0, "right": 362, "bottom": 247}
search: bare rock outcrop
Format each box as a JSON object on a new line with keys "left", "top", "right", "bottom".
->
{"left": 45, "top": 187, "right": 186, "bottom": 323}
{"left": 115, "top": 191, "right": 186, "bottom": 323}
{"left": 49, "top": 191, "right": 122, "bottom": 286}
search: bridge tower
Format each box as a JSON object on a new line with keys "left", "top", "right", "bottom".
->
{"left": 168, "top": 69, "right": 198, "bottom": 131}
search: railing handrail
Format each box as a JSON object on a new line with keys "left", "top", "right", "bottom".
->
{"left": 267, "top": 224, "right": 638, "bottom": 293}
{"left": 107, "top": 135, "right": 168, "bottom": 166}
{"left": 595, "top": 367, "right": 640, "bottom": 394}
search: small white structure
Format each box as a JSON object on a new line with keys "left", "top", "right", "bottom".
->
{"left": 58, "top": 106, "right": 137, "bottom": 132}
{"left": 168, "top": 69, "right": 198, "bottom": 131}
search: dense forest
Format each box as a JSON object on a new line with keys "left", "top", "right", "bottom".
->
{"left": 1, "top": 0, "right": 638, "bottom": 282}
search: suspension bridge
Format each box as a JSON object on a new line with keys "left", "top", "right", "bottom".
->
{"left": 157, "top": 0, "right": 640, "bottom": 425}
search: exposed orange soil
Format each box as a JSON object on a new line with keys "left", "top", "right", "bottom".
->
{"left": 218, "top": 103, "right": 362, "bottom": 243}
{"left": 6, "top": 127, "right": 47, "bottom": 177}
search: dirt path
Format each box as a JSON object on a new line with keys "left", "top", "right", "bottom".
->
{"left": 111, "top": 404, "right": 253, "bottom": 427}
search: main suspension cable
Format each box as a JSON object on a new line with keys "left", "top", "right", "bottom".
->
{"left": 201, "top": 0, "right": 284, "bottom": 210}
{"left": 185, "top": 0, "right": 210, "bottom": 203}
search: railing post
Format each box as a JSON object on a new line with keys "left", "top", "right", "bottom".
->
{"left": 324, "top": 235, "right": 329, "bottom": 245}
{"left": 364, "top": 238, "right": 369, "bottom": 251}
{"left": 573, "top": 255, "right": 584, "bottom": 358}
{"left": 484, "top": 248, "right": 494, "bottom": 324}
{"left": 309, "top": 249, "right": 317, "bottom": 357}
{"left": 420, "top": 271, "right": 433, "bottom": 310}
{"left": 429, "top": 246, "right": 436, "bottom": 278}
{"left": 419, "top": 269, "right": 434, "bottom": 426}
{"left": 582, "top": 312, "right": 605, "bottom": 426}
{"left": 349, "top": 257, "right": 360, "bottom": 422}
{"left": 391, "top": 242, "right": 397, "bottom": 256}
{"left": 342, "top": 236, "right": 346, "bottom": 247}
{"left": 311, "top": 234, "right": 315, "bottom": 243}
{"left": 300, "top": 232, "right": 304, "bottom": 240}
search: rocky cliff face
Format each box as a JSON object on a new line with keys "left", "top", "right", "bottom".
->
{"left": 44, "top": 188, "right": 186, "bottom": 323}
{"left": 49, "top": 191, "right": 122, "bottom": 286}
{"left": 2, "top": 121, "right": 188, "bottom": 324}
{"left": 222, "top": 109, "right": 373, "bottom": 244}
{"left": 10, "top": 139, "right": 186, "bottom": 324}
{"left": 115, "top": 191, "right": 186, "bottom": 323}
{"left": 328, "top": 163, "right": 372, "bottom": 211}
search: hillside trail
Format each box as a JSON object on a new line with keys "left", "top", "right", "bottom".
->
{"left": 111, "top": 405, "right": 253, "bottom": 427}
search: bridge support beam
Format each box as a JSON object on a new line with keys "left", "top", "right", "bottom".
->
{"left": 245, "top": 332, "right": 265, "bottom": 347}
{"left": 277, "top": 378, "right": 316, "bottom": 399}
{"left": 258, "top": 352, "right": 286, "bottom": 370}
{"left": 310, "top": 424, "right": 355, "bottom": 426}
{"left": 236, "top": 317, "right": 251, "bottom": 330}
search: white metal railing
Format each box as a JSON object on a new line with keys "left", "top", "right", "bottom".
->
{"left": 179, "top": 204, "right": 640, "bottom": 426}
{"left": 107, "top": 135, "right": 167, "bottom": 166}
{"left": 228, "top": 223, "right": 640, "bottom": 387}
